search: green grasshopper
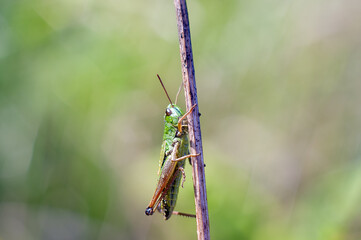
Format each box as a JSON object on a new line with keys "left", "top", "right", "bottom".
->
{"left": 145, "top": 75, "right": 199, "bottom": 220}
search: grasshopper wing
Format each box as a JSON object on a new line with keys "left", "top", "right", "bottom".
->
{"left": 158, "top": 141, "right": 166, "bottom": 175}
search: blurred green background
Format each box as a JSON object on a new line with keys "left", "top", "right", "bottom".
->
{"left": 1, "top": 0, "right": 361, "bottom": 239}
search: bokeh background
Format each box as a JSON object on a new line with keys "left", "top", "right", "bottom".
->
{"left": 1, "top": 0, "right": 361, "bottom": 239}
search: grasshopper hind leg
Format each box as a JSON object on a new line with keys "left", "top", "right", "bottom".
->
{"left": 172, "top": 211, "right": 196, "bottom": 218}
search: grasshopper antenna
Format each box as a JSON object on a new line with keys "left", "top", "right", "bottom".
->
{"left": 174, "top": 82, "right": 183, "bottom": 105}
{"left": 157, "top": 74, "right": 173, "bottom": 106}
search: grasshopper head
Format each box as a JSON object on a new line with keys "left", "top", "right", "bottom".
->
{"left": 164, "top": 104, "right": 184, "bottom": 126}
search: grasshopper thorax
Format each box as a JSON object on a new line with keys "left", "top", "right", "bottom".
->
{"left": 164, "top": 104, "right": 184, "bottom": 126}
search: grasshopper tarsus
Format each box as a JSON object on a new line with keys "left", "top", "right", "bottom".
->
{"left": 188, "top": 157, "right": 205, "bottom": 167}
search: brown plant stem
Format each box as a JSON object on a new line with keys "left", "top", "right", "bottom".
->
{"left": 173, "top": 0, "right": 210, "bottom": 239}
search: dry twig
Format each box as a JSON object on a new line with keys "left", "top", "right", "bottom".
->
{"left": 173, "top": 0, "right": 210, "bottom": 239}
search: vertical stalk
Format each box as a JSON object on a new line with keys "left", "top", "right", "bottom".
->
{"left": 173, "top": 0, "right": 210, "bottom": 239}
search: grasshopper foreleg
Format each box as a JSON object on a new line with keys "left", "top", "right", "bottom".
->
{"left": 177, "top": 104, "right": 197, "bottom": 133}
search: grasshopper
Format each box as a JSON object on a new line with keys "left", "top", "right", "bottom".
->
{"left": 145, "top": 75, "right": 199, "bottom": 220}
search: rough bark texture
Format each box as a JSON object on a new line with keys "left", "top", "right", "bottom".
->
{"left": 173, "top": 0, "right": 210, "bottom": 239}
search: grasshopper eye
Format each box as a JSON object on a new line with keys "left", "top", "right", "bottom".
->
{"left": 165, "top": 108, "right": 172, "bottom": 116}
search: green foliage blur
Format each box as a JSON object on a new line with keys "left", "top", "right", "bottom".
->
{"left": 1, "top": 0, "right": 361, "bottom": 239}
